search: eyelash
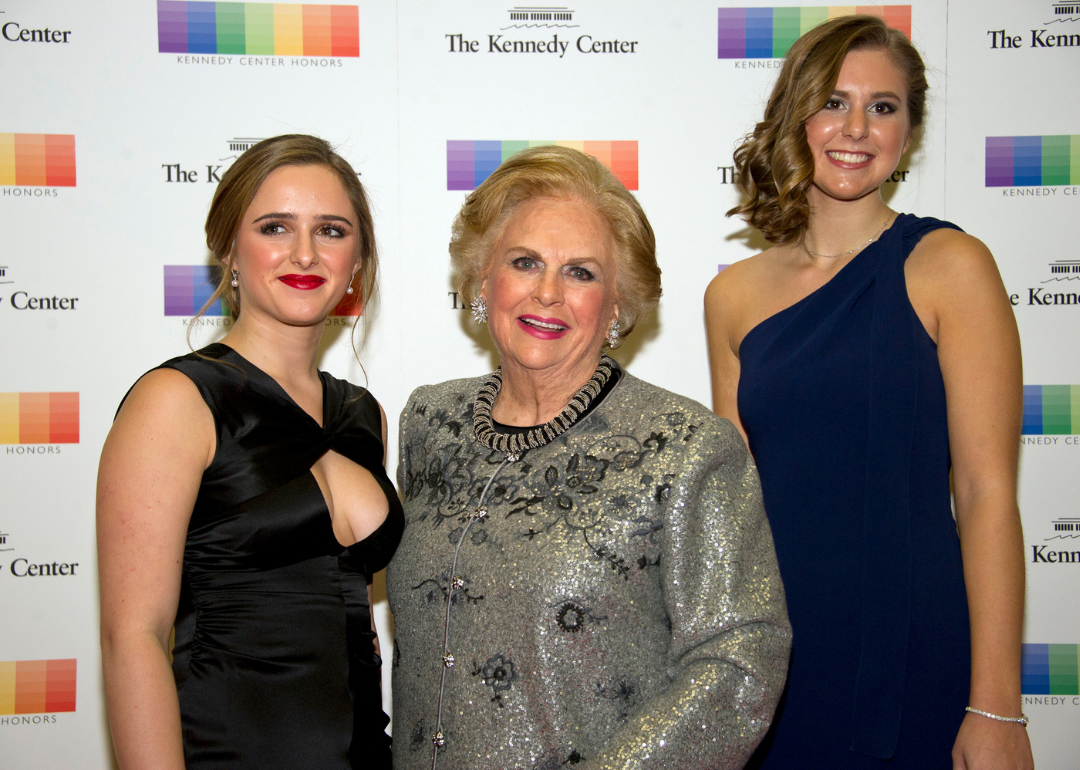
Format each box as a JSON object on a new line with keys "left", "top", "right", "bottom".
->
{"left": 511, "top": 257, "right": 595, "bottom": 281}
{"left": 823, "top": 99, "right": 898, "bottom": 115}
{"left": 258, "top": 222, "right": 347, "bottom": 237}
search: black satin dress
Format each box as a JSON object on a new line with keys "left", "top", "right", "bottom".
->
{"left": 147, "top": 344, "right": 403, "bottom": 769}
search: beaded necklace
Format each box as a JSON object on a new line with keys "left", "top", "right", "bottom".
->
{"left": 472, "top": 356, "right": 616, "bottom": 456}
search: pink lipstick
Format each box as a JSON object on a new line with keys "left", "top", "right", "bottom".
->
{"left": 517, "top": 315, "right": 570, "bottom": 339}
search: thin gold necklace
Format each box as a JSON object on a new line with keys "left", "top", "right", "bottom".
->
{"left": 801, "top": 216, "right": 893, "bottom": 259}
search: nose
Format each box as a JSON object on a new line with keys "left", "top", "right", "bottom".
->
{"left": 533, "top": 267, "right": 563, "bottom": 306}
{"left": 292, "top": 227, "right": 319, "bottom": 268}
{"left": 842, "top": 108, "right": 868, "bottom": 140}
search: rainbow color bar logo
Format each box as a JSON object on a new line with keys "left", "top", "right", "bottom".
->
{"left": 985, "top": 136, "right": 1080, "bottom": 187}
{"left": 157, "top": 1, "right": 359, "bottom": 56}
{"left": 718, "top": 6, "right": 911, "bottom": 58}
{"left": 0, "top": 660, "right": 76, "bottom": 715}
{"left": 1022, "top": 385, "right": 1080, "bottom": 435}
{"left": 1022, "top": 644, "right": 1079, "bottom": 695}
{"left": 165, "top": 265, "right": 361, "bottom": 316}
{"left": 0, "top": 394, "right": 79, "bottom": 444}
{"left": 0, "top": 134, "right": 76, "bottom": 187}
{"left": 165, "top": 266, "right": 229, "bottom": 316}
{"left": 447, "top": 141, "right": 638, "bottom": 191}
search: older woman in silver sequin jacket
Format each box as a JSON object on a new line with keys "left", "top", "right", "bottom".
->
{"left": 386, "top": 146, "right": 790, "bottom": 770}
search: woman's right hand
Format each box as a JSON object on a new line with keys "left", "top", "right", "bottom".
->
{"left": 97, "top": 368, "right": 215, "bottom": 769}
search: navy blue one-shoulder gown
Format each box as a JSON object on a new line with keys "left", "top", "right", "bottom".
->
{"left": 739, "top": 214, "right": 971, "bottom": 768}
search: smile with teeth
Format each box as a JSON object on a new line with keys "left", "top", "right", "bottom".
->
{"left": 827, "top": 150, "right": 872, "bottom": 163}
{"left": 521, "top": 317, "right": 569, "bottom": 331}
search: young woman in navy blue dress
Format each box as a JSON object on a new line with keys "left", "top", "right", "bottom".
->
{"left": 705, "top": 16, "right": 1032, "bottom": 770}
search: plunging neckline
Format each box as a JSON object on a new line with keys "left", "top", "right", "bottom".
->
{"left": 738, "top": 214, "right": 906, "bottom": 359}
{"left": 206, "top": 343, "right": 392, "bottom": 549}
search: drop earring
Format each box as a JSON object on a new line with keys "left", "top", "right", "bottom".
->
{"left": 231, "top": 270, "right": 239, "bottom": 288}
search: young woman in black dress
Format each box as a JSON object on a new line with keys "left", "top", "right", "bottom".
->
{"left": 98, "top": 135, "right": 402, "bottom": 769}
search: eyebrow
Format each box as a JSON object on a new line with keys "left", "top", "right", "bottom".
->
{"left": 252, "top": 212, "right": 355, "bottom": 225}
{"left": 833, "top": 89, "right": 903, "bottom": 101}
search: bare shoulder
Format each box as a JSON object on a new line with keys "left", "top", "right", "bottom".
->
{"left": 706, "top": 249, "right": 775, "bottom": 299}
{"left": 906, "top": 228, "right": 1001, "bottom": 289}
{"left": 108, "top": 368, "right": 215, "bottom": 467}
{"left": 115, "top": 368, "right": 209, "bottom": 426}
{"left": 905, "top": 228, "right": 1012, "bottom": 344}
{"left": 705, "top": 248, "right": 781, "bottom": 322}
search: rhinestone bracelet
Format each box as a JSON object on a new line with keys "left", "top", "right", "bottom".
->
{"left": 965, "top": 706, "right": 1029, "bottom": 727}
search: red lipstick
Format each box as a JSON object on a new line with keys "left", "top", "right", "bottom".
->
{"left": 279, "top": 274, "right": 326, "bottom": 290}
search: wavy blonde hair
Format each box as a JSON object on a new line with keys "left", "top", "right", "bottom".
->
{"left": 192, "top": 134, "right": 378, "bottom": 336}
{"left": 450, "top": 145, "right": 660, "bottom": 338}
{"left": 727, "top": 15, "right": 928, "bottom": 244}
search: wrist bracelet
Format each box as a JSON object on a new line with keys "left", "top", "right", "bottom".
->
{"left": 965, "top": 706, "right": 1029, "bottom": 727}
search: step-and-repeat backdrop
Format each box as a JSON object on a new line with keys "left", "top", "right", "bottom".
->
{"left": 1, "top": 1, "right": 1076, "bottom": 766}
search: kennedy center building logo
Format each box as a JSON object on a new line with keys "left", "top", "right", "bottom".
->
{"left": 0, "top": 134, "right": 75, "bottom": 190}
{"left": 157, "top": 1, "right": 359, "bottom": 56}
{"left": 0, "top": 393, "right": 79, "bottom": 444}
{"left": 718, "top": 6, "right": 911, "bottom": 58}
{"left": 0, "top": 660, "right": 76, "bottom": 717}
{"left": 447, "top": 141, "right": 638, "bottom": 191}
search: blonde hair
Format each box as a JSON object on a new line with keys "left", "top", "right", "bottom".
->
{"left": 449, "top": 145, "right": 660, "bottom": 337}
{"left": 727, "top": 15, "right": 928, "bottom": 244}
{"left": 192, "top": 134, "right": 378, "bottom": 333}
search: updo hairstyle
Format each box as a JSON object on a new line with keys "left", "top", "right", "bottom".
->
{"left": 195, "top": 134, "right": 377, "bottom": 323}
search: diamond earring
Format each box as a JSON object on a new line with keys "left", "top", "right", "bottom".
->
{"left": 230, "top": 270, "right": 239, "bottom": 288}
{"left": 607, "top": 318, "right": 620, "bottom": 348}
{"left": 471, "top": 295, "right": 488, "bottom": 324}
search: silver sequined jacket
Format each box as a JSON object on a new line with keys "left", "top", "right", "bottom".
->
{"left": 386, "top": 372, "right": 790, "bottom": 770}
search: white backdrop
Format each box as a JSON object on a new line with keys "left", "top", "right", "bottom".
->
{"left": 1, "top": 1, "right": 1077, "bottom": 766}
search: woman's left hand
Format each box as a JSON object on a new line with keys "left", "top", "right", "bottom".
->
{"left": 951, "top": 712, "right": 1033, "bottom": 770}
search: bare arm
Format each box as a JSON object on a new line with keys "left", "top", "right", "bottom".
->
{"left": 704, "top": 270, "right": 749, "bottom": 441}
{"left": 97, "top": 369, "right": 214, "bottom": 770}
{"left": 908, "top": 230, "right": 1032, "bottom": 770}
